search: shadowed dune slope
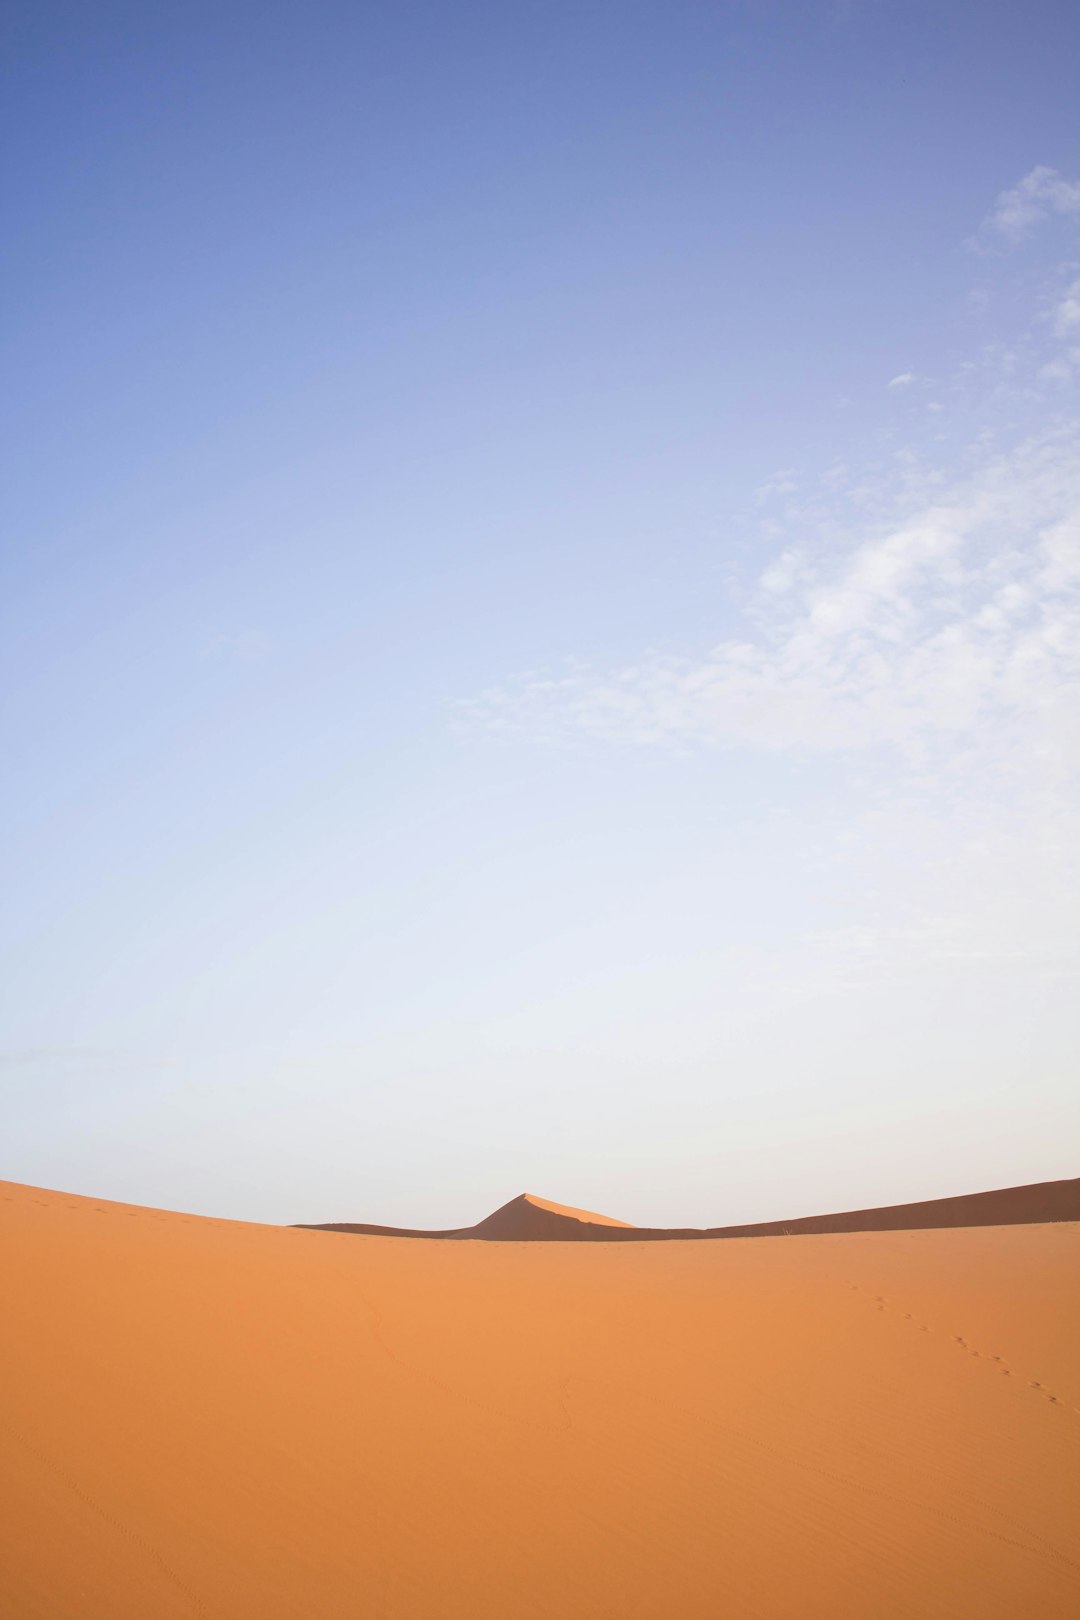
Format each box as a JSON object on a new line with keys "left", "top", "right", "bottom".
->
{"left": 298, "top": 1174, "right": 1080, "bottom": 1241}
{"left": 2, "top": 1177, "right": 1079, "bottom": 1619}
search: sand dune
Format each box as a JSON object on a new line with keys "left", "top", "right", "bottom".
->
{"left": 3, "top": 1177, "right": 1078, "bottom": 1617}
{"left": 300, "top": 1174, "right": 1080, "bottom": 1241}
{"left": 303, "top": 1189, "right": 637, "bottom": 1240}
{"left": 703, "top": 1174, "right": 1080, "bottom": 1238}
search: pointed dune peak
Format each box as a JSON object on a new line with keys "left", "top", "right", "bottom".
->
{"left": 468, "top": 1192, "right": 634, "bottom": 1240}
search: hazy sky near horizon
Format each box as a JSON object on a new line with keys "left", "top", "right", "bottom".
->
{"left": 4, "top": 1, "right": 1079, "bottom": 1226}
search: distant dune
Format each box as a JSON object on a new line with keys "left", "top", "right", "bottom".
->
{"left": 300, "top": 1189, "right": 638, "bottom": 1240}
{"left": 298, "top": 1174, "right": 1080, "bottom": 1240}
{"left": 3, "top": 1176, "right": 1078, "bottom": 1618}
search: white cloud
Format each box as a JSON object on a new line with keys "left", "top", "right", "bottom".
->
{"left": 754, "top": 468, "right": 798, "bottom": 503}
{"left": 1055, "top": 277, "right": 1080, "bottom": 337}
{"left": 758, "top": 548, "right": 803, "bottom": 595}
{"left": 984, "top": 165, "right": 1080, "bottom": 243}
{"left": 1041, "top": 353, "right": 1078, "bottom": 384}
{"left": 888, "top": 372, "right": 914, "bottom": 388}
{"left": 459, "top": 424, "right": 1080, "bottom": 780}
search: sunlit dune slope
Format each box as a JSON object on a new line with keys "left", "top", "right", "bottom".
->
{"left": 299, "top": 1174, "right": 1080, "bottom": 1240}
{"left": 2, "top": 1178, "right": 1078, "bottom": 1619}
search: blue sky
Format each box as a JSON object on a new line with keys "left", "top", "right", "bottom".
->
{"left": 3, "top": 1, "right": 1079, "bottom": 1225}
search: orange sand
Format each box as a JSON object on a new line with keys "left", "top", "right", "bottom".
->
{"left": 2, "top": 1178, "right": 1078, "bottom": 1618}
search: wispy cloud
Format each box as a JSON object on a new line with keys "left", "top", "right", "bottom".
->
{"left": 1055, "top": 277, "right": 1080, "bottom": 338}
{"left": 758, "top": 548, "right": 803, "bottom": 595}
{"left": 459, "top": 427, "right": 1080, "bottom": 778}
{"left": 887, "top": 371, "right": 914, "bottom": 388}
{"left": 983, "top": 164, "right": 1080, "bottom": 243}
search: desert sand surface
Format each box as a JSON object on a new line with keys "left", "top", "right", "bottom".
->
{"left": 302, "top": 1175, "right": 1080, "bottom": 1240}
{"left": 2, "top": 1178, "right": 1078, "bottom": 1619}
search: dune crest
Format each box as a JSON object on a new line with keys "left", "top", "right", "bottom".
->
{"left": 472, "top": 1192, "right": 634, "bottom": 1237}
